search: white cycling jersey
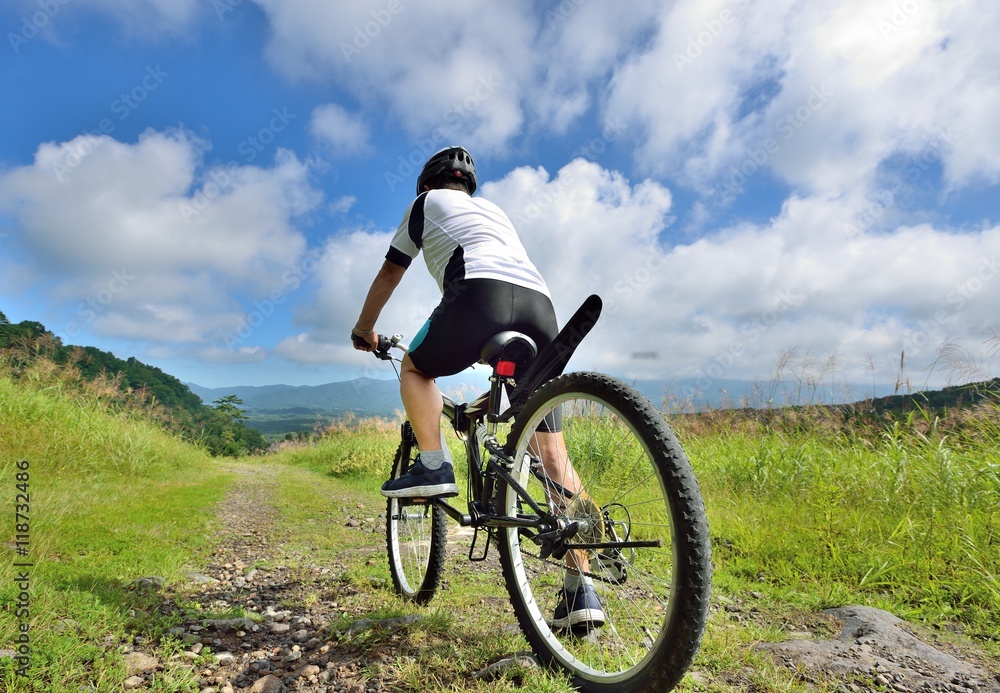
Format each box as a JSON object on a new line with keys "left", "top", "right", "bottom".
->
{"left": 386, "top": 188, "right": 550, "bottom": 298}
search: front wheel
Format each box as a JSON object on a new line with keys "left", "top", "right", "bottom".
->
{"left": 385, "top": 425, "right": 448, "bottom": 604}
{"left": 497, "top": 373, "right": 712, "bottom": 692}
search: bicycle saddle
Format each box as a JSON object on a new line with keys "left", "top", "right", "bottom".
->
{"left": 479, "top": 331, "right": 537, "bottom": 369}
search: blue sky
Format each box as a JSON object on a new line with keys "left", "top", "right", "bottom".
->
{"left": 2, "top": 0, "right": 998, "bottom": 399}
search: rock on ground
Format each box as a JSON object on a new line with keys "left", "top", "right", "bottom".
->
{"left": 757, "top": 605, "right": 999, "bottom": 692}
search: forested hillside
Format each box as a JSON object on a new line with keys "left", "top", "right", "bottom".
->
{"left": 0, "top": 310, "right": 267, "bottom": 456}
{"left": 862, "top": 378, "right": 1000, "bottom": 415}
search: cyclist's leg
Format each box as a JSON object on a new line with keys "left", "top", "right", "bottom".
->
{"left": 382, "top": 353, "right": 457, "bottom": 498}
{"left": 526, "top": 427, "right": 605, "bottom": 629}
{"left": 508, "top": 287, "right": 598, "bottom": 589}
{"left": 380, "top": 324, "right": 456, "bottom": 497}
{"left": 399, "top": 353, "right": 444, "bottom": 454}
{"left": 528, "top": 431, "right": 590, "bottom": 569}
{"left": 527, "top": 431, "right": 589, "bottom": 573}
{"left": 383, "top": 281, "right": 488, "bottom": 497}
{"left": 528, "top": 430, "right": 580, "bottom": 500}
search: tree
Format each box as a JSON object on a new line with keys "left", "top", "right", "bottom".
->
{"left": 213, "top": 395, "right": 248, "bottom": 423}
{"left": 200, "top": 395, "right": 267, "bottom": 457}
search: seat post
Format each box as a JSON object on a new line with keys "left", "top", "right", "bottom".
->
{"left": 486, "top": 363, "right": 515, "bottom": 435}
{"left": 478, "top": 331, "right": 536, "bottom": 435}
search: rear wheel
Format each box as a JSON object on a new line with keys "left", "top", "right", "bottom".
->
{"left": 497, "top": 373, "right": 711, "bottom": 692}
{"left": 385, "top": 424, "right": 448, "bottom": 604}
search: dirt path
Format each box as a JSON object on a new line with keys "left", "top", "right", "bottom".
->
{"left": 123, "top": 463, "right": 396, "bottom": 692}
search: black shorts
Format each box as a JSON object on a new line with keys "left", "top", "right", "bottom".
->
{"left": 408, "top": 278, "right": 558, "bottom": 379}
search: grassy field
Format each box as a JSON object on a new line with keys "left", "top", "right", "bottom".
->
{"left": 2, "top": 363, "right": 998, "bottom": 691}
{"left": 680, "top": 402, "right": 1000, "bottom": 634}
{"left": 0, "top": 372, "right": 234, "bottom": 690}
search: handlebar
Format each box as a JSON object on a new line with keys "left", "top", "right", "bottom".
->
{"left": 373, "top": 333, "right": 407, "bottom": 360}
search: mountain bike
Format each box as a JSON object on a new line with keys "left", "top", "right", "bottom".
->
{"left": 371, "top": 295, "right": 712, "bottom": 692}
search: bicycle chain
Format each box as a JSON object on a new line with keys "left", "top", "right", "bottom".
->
{"left": 517, "top": 547, "right": 621, "bottom": 585}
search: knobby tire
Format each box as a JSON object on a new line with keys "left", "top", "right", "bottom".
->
{"left": 496, "top": 372, "right": 712, "bottom": 692}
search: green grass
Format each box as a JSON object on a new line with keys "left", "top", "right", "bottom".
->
{"left": 273, "top": 416, "right": 402, "bottom": 478}
{"left": 0, "top": 373, "right": 233, "bottom": 691}
{"left": 273, "top": 415, "right": 472, "bottom": 499}
{"left": 677, "top": 402, "right": 1000, "bottom": 647}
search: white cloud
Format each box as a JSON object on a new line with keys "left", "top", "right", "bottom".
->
{"left": 273, "top": 332, "right": 355, "bottom": 365}
{"left": 252, "top": 0, "right": 537, "bottom": 154}
{"left": 605, "top": 0, "right": 1000, "bottom": 197}
{"left": 310, "top": 104, "right": 370, "bottom": 156}
{"left": 287, "top": 229, "right": 442, "bottom": 360}
{"left": 239, "top": 1, "right": 1000, "bottom": 387}
{"left": 10, "top": 0, "right": 996, "bottom": 391}
{"left": 0, "top": 128, "right": 322, "bottom": 345}
{"left": 248, "top": 1, "right": 1000, "bottom": 202}
{"left": 198, "top": 345, "right": 269, "bottom": 364}
{"left": 247, "top": 2, "right": 659, "bottom": 154}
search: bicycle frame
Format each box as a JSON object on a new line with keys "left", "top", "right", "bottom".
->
{"left": 379, "top": 334, "right": 658, "bottom": 564}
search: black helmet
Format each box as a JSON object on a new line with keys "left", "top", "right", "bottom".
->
{"left": 416, "top": 146, "right": 477, "bottom": 196}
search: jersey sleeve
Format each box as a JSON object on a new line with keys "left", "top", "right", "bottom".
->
{"left": 385, "top": 193, "right": 428, "bottom": 268}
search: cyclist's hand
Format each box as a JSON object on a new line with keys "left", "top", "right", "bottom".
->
{"left": 351, "top": 329, "right": 377, "bottom": 352}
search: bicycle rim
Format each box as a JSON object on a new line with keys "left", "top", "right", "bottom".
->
{"left": 386, "top": 442, "right": 447, "bottom": 604}
{"left": 498, "top": 373, "right": 711, "bottom": 692}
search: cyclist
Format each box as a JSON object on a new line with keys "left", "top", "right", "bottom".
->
{"left": 351, "top": 146, "right": 604, "bottom": 629}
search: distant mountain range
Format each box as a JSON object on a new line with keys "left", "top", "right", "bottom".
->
{"left": 8, "top": 306, "right": 994, "bottom": 443}
{"left": 187, "top": 378, "right": 403, "bottom": 415}
{"left": 187, "top": 376, "right": 755, "bottom": 415}
{"left": 186, "top": 374, "right": 489, "bottom": 437}
{"left": 188, "top": 374, "right": 896, "bottom": 418}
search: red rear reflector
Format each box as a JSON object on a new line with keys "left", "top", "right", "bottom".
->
{"left": 496, "top": 360, "right": 516, "bottom": 377}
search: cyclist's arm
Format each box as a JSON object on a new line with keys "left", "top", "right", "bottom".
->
{"left": 353, "top": 259, "right": 407, "bottom": 349}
